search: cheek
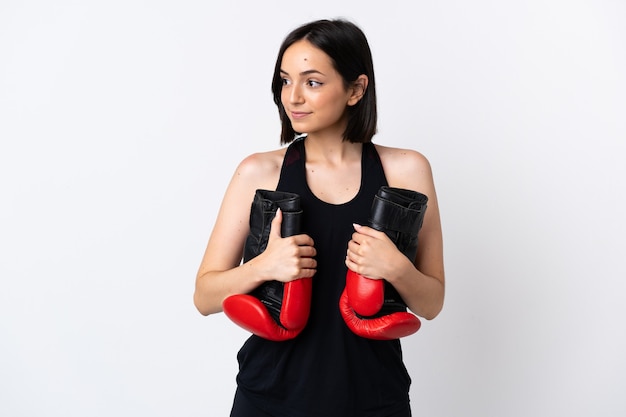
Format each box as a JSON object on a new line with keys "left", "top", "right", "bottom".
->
{"left": 326, "top": 94, "right": 350, "bottom": 114}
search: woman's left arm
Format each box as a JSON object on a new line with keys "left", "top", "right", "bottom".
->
{"left": 345, "top": 147, "right": 445, "bottom": 320}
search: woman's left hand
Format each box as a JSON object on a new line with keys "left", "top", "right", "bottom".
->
{"left": 345, "top": 223, "right": 411, "bottom": 281}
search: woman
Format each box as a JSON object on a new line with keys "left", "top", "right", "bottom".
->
{"left": 194, "top": 19, "right": 444, "bottom": 417}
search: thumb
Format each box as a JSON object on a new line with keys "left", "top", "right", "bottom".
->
{"left": 269, "top": 208, "right": 283, "bottom": 239}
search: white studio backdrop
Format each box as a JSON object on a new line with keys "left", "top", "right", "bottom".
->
{"left": 1, "top": 1, "right": 625, "bottom": 416}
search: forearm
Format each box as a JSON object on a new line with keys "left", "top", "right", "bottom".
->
{"left": 387, "top": 255, "right": 445, "bottom": 320}
{"left": 193, "top": 260, "right": 265, "bottom": 316}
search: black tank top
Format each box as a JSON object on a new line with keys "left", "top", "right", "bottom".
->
{"left": 235, "top": 138, "right": 412, "bottom": 417}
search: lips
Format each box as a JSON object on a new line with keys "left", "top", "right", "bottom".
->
{"left": 290, "top": 111, "right": 310, "bottom": 120}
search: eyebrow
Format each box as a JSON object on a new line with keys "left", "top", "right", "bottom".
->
{"left": 280, "top": 69, "right": 326, "bottom": 77}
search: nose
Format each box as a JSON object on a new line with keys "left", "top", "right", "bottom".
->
{"left": 288, "top": 83, "right": 304, "bottom": 105}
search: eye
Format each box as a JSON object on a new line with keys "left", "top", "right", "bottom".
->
{"left": 307, "top": 80, "right": 323, "bottom": 88}
{"left": 281, "top": 78, "right": 291, "bottom": 86}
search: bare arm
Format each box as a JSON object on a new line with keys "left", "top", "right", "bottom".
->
{"left": 345, "top": 147, "right": 445, "bottom": 320}
{"left": 193, "top": 152, "right": 317, "bottom": 316}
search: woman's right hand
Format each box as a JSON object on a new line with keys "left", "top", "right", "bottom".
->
{"left": 254, "top": 208, "right": 317, "bottom": 283}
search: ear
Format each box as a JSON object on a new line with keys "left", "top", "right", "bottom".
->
{"left": 347, "top": 75, "right": 368, "bottom": 106}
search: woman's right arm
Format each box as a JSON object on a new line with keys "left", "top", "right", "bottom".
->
{"left": 193, "top": 153, "right": 316, "bottom": 316}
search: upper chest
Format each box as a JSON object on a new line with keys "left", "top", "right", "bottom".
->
{"left": 304, "top": 158, "right": 363, "bottom": 205}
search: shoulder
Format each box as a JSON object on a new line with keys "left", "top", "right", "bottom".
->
{"left": 232, "top": 147, "right": 288, "bottom": 191}
{"left": 374, "top": 144, "right": 434, "bottom": 190}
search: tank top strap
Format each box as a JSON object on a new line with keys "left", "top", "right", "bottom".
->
{"left": 276, "top": 137, "right": 307, "bottom": 194}
{"left": 361, "top": 141, "right": 388, "bottom": 196}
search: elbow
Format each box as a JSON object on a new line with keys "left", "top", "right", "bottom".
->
{"left": 425, "top": 296, "right": 445, "bottom": 321}
{"left": 416, "top": 295, "right": 445, "bottom": 321}
{"left": 422, "top": 279, "right": 445, "bottom": 320}
{"left": 196, "top": 308, "right": 211, "bottom": 317}
{"left": 193, "top": 291, "right": 213, "bottom": 317}
{"left": 422, "top": 306, "right": 443, "bottom": 321}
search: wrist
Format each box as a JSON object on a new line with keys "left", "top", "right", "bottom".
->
{"left": 243, "top": 255, "right": 271, "bottom": 286}
{"left": 385, "top": 252, "right": 416, "bottom": 285}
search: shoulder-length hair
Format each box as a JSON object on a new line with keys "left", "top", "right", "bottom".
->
{"left": 271, "top": 19, "right": 378, "bottom": 145}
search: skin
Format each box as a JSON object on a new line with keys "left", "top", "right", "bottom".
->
{"left": 194, "top": 40, "right": 445, "bottom": 320}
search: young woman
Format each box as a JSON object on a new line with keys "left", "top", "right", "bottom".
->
{"left": 194, "top": 19, "right": 445, "bottom": 417}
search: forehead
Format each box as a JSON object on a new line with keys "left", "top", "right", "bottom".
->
{"left": 281, "top": 40, "right": 334, "bottom": 71}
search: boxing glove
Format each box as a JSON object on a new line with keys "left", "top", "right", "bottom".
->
{"left": 340, "top": 186, "right": 428, "bottom": 340}
{"left": 222, "top": 190, "right": 312, "bottom": 341}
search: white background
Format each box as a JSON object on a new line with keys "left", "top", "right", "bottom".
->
{"left": 1, "top": 1, "right": 625, "bottom": 416}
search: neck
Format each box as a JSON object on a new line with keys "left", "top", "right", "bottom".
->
{"left": 303, "top": 135, "right": 362, "bottom": 165}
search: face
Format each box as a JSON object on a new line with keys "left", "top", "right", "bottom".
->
{"left": 280, "top": 40, "right": 363, "bottom": 138}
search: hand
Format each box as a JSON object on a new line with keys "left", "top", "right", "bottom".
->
{"left": 345, "top": 223, "right": 408, "bottom": 281}
{"left": 256, "top": 209, "right": 317, "bottom": 283}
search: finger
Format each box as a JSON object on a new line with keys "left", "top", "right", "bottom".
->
{"left": 299, "top": 257, "right": 317, "bottom": 270}
{"left": 297, "top": 268, "right": 317, "bottom": 279}
{"left": 269, "top": 208, "right": 283, "bottom": 239}
{"left": 298, "top": 245, "right": 317, "bottom": 258}
{"left": 347, "top": 240, "right": 361, "bottom": 255}
{"left": 344, "top": 256, "right": 360, "bottom": 274}
{"left": 291, "top": 233, "right": 315, "bottom": 248}
{"left": 350, "top": 232, "right": 363, "bottom": 245}
{"left": 346, "top": 246, "right": 361, "bottom": 265}
{"left": 353, "top": 223, "right": 385, "bottom": 239}
{"left": 350, "top": 230, "right": 376, "bottom": 246}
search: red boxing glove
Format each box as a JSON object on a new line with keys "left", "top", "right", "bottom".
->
{"left": 345, "top": 268, "right": 383, "bottom": 317}
{"left": 223, "top": 190, "right": 311, "bottom": 342}
{"left": 223, "top": 277, "right": 312, "bottom": 341}
{"left": 340, "top": 187, "right": 427, "bottom": 340}
{"left": 339, "top": 286, "right": 421, "bottom": 340}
